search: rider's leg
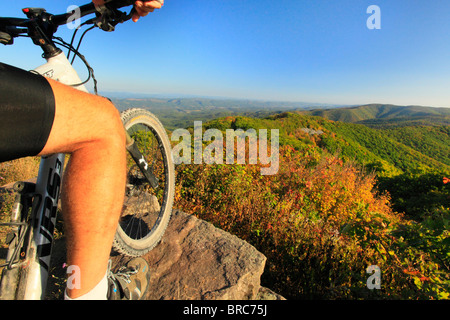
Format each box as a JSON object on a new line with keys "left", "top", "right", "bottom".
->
{"left": 38, "top": 78, "right": 127, "bottom": 299}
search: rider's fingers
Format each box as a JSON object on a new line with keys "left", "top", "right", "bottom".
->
{"left": 132, "top": 12, "right": 140, "bottom": 23}
{"left": 136, "top": 1, "right": 162, "bottom": 11}
{"left": 133, "top": 1, "right": 163, "bottom": 22}
{"left": 147, "top": 0, "right": 164, "bottom": 9}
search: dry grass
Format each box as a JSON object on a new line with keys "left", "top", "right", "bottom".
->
{"left": 0, "top": 157, "right": 40, "bottom": 187}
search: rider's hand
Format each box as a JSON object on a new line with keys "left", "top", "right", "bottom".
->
{"left": 132, "top": 1, "right": 164, "bottom": 22}
{"left": 91, "top": 1, "right": 164, "bottom": 22}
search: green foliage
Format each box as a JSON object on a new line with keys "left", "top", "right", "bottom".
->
{"left": 377, "top": 173, "right": 450, "bottom": 220}
{"left": 383, "top": 126, "right": 450, "bottom": 166}
{"left": 318, "top": 120, "right": 448, "bottom": 175}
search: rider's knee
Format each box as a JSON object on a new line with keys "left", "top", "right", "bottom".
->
{"left": 95, "top": 99, "right": 126, "bottom": 150}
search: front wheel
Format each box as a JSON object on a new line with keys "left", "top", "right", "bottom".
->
{"left": 113, "top": 108, "right": 175, "bottom": 257}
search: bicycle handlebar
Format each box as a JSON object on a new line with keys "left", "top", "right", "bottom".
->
{"left": 0, "top": 0, "right": 162, "bottom": 37}
{"left": 0, "top": 1, "right": 162, "bottom": 53}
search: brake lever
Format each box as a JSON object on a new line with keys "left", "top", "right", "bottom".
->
{"left": 121, "top": 7, "right": 136, "bottom": 23}
{"left": 95, "top": 7, "right": 130, "bottom": 31}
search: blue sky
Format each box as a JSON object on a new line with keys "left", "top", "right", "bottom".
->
{"left": 1, "top": 0, "right": 450, "bottom": 107}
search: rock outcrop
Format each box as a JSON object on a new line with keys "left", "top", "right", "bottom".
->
{"left": 45, "top": 209, "right": 284, "bottom": 300}
{"left": 111, "top": 210, "right": 282, "bottom": 300}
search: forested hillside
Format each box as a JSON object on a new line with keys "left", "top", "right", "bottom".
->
{"left": 112, "top": 97, "right": 336, "bottom": 130}
{"left": 206, "top": 112, "right": 449, "bottom": 176}
{"left": 382, "top": 126, "right": 450, "bottom": 167}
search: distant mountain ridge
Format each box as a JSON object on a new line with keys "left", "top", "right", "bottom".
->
{"left": 299, "top": 104, "right": 450, "bottom": 127}
{"left": 112, "top": 97, "right": 449, "bottom": 129}
{"left": 111, "top": 97, "right": 346, "bottom": 130}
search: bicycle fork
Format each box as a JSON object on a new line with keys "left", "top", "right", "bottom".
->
{"left": 22, "top": 154, "right": 65, "bottom": 300}
{"left": 125, "top": 131, "right": 159, "bottom": 189}
{"left": 0, "top": 154, "right": 65, "bottom": 300}
{"left": 0, "top": 181, "right": 35, "bottom": 300}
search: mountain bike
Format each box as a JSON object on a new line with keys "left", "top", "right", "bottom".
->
{"left": 0, "top": 0, "right": 174, "bottom": 300}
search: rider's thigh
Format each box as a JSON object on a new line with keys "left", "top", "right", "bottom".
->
{"left": 39, "top": 78, "right": 125, "bottom": 156}
{"left": 0, "top": 63, "right": 55, "bottom": 162}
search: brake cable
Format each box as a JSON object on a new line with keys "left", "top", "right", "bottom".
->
{"left": 52, "top": 29, "right": 98, "bottom": 95}
{"left": 70, "top": 25, "right": 95, "bottom": 65}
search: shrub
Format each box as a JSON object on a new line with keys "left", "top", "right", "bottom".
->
{"left": 174, "top": 144, "right": 449, "bottom": 299}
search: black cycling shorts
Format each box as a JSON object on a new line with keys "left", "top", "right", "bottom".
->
{"left": 0, "top": 62, "right": 55, "bottom": 163}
